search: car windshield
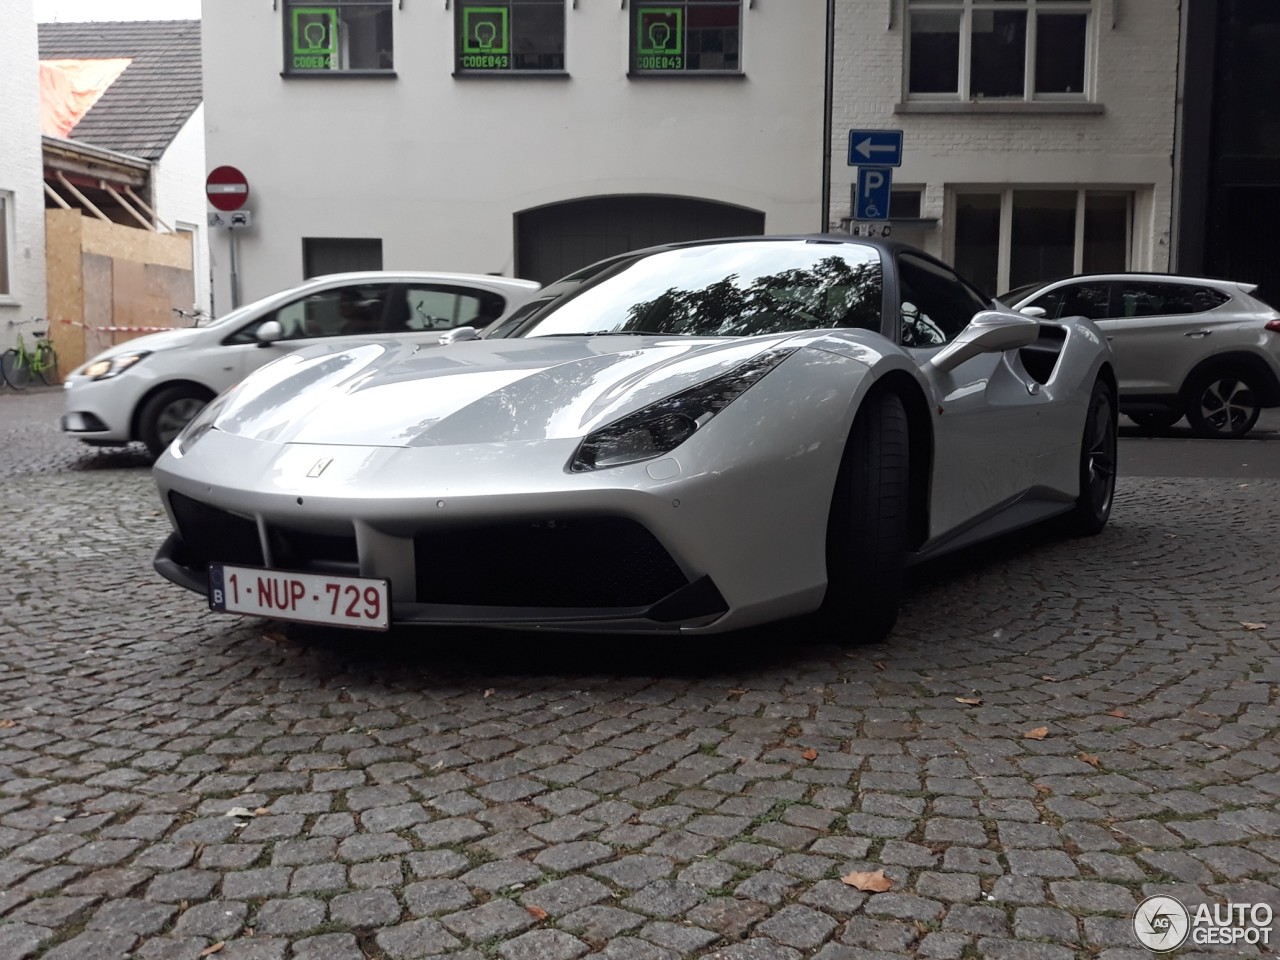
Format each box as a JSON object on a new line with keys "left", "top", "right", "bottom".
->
{"left": 495, "top": 240, "right": 884, "bottom": 339}
{"left": 997, "top": 280, "right": 1052, "bottom": 304}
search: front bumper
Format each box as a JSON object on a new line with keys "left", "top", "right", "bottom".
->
{"left": 61, "top": 376, "right": 137, "bottom": 443}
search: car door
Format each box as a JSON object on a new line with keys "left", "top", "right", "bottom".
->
{"left": 898, "top": 253, "right": 1060, "bottom": 537}
{"left": 1098, "top": 281, "right": 1230, "bottom": 395}
{"left": 222, "top": 282, "right": 395, "bottom": 381}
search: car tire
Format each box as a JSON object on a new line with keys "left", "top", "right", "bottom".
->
{"left": 1066, "top": 377, "right": 1118, "bottom": 536}
{"left": 822, "top": 390, "right": 910, "bottom": 643}
{"left": 1184, "top": 368, "right": 1263, "bottom": 438}
{"left": 1127, "top": 410, "right": 1181, "bottom": 431}
{"left": 139, "top": 385, "right": 211, "bottom": 459}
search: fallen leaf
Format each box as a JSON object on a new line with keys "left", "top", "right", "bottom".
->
{"left": 801, "top": 748, "right": 818, "bottom": 761}
{"left": 728, "top": 689, "right": 748, "bottom": 697}
{"left": 254, "top": 807, "right": 269, "bottom": 816}
{"left": 1079, "top": 753, "right": 1100, "bottom": 767}
{"left": 483, "top": 688, "right": 495, "bottom": 698}
{"left": 1105, "top": 708, "right": 1128, "bottom": 719}
{"left": 223, "top": 807, "right": 255, "bottom": 818}
{"left": 52, "top": 816, "right": 67, "bottom": 823}
{"left": 0, "top": 719, "right": 17, "bottom": 729}
{"left": 1039, "top": 675, "right": 1059, "bottom": 682}
{"left": 873, "top": 661, "right": 887, "bottom": 672}
{"left": 1240, "top": 622, "right": 1267, "bottom": 631}
{"left": 262, "top": 632, "right": 287, "bottom": 644}
{"left": 200, "top": 944, "right": 225, "bottom": 958}
{"left": 1023, "top": 726, "right": 1049, "bottom": 740}
{"left": 841, "top": 869, "right": 893, "bottom": 892}
{"left": 526, "top": 905, "right": 549, "bottom": 920}
{"left": 954, "top": 697, "right": 983, "bottom": 706}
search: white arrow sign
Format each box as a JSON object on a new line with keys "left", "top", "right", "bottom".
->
{"left": 854, "top": 137, "right": 896, "bottom": 161}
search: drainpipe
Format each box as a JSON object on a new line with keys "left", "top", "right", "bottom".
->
{"left": 821, "top": 0, "right": 836, "bottom": 232}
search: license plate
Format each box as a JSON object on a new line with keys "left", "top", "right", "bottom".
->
{"left": 209, "top": 564, "right": 390, "bottom": 631}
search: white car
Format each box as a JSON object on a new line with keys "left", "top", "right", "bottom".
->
{"left": 152, "top": 237, "right": 1117, "bottom": 638}
{"left": 1001, "top": 273, "right": 1280, "bottom": 437}
{"left": 61, "top": 271, "right": 541, "bottom": 457}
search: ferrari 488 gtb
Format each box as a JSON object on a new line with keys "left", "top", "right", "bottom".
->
{"left": 153, "top": 237, "right": 1117, "bottom": 639}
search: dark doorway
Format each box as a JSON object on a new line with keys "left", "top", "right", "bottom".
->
{"left": 303, "top": 238, "right": 384, "bottom": 279}
{"left": 515, "top": 195, "right": 765, "bottom": 285}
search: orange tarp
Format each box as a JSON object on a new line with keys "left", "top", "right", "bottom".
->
{"left": 39, "top": 58, "right": 132, "bottom": 138}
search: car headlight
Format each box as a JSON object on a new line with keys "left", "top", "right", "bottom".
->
{"left": 570, "top": 348, "right": 795, "bottom": 472}
{"left": 82, "top": 351, "right": 150, "bottom": 380}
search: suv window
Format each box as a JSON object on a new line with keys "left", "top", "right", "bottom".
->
{"left": 897, "top": 253, "right": 989, "bottom": 347}
{"left": 1114, "top": 281, "right": 1230, "bottom": 319}
{"left": 1032, "top": 281, "right": 1111, "bottom": 321}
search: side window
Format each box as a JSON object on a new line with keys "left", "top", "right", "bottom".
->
{"left": 1046, "top": 282, "right": 1111, "bottom": 321}
{"left": 284, "top": 1, "right": 394, "bottom": 73}
{"left": 897, "top": 253, "right": 988, "bottom": 347}
{"left": 1182, "top": 284, "right": 1230, "bottom": 314}
{"left": 1116, "top": 281, "right": 1177, "bottom": 318}
{"left": 231, "top": 284, "right": 390, "bottom": 343}
{"left": 402, "top": 287, "right": 507, "bottom": 331}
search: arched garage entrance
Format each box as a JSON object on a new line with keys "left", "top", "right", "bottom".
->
{"left": 515, "top": 195, "right": 765, "bottom": 285}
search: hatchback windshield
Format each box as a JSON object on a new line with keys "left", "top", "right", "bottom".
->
{"left": 495, "top": 241, "right": 884, "bottom": 339}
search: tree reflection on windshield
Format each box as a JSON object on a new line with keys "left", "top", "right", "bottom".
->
{"left": 621, "top": 257, "right": 882, "bottom": 337}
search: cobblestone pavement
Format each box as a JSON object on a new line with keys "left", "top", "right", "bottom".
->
{"left": 1, "top": 386, "right": 1277, "bottom": 960}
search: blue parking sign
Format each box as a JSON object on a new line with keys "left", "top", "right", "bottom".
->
{"left": 855, "top": 167, "right": 892, "bottom": 221}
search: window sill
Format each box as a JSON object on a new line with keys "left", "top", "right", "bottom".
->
{"left": 451, "top": 70, "right": 571, "bottom": 79}
{"left": 627, "top": 70, "right": 746, "bottom": 80}
{"left": 895, "top": 101, "right": 1104, "bottom": 115}
{"left": 281, "top": 70, "right": 397, "bottom": 79}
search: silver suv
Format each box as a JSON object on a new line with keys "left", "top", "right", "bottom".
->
{"left": 1002, "top": 274, "right": 1280, "bottom": 437}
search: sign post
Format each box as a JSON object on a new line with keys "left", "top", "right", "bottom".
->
{"left": 847, "top": 130, "right": 904, "bottom": 236}
{"left": 206, "top": 166, "right": 250, "bottom": 309}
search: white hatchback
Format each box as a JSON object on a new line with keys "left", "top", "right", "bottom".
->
{"left": 61, "top": 271, "right": 541, "bottom": 457}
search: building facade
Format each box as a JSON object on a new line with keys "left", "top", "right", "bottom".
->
{"left": 201, "top": 0, "right": 828, "bottom": 305}
{"left": 0, "top": 0, "right": 49, "bottom": 348}
{"left": 829, "top": 0, "right": 1180, "bottom": 298}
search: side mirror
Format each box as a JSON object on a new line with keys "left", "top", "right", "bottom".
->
{"left": 255, "top": 320, "right": 284, "bottom": 345}
{"left": 1019, "top": 305, "right": 1047, "bottom": 318}
{"left": 440, "top": 326, "right": 479, "bottom": 345}
{"left": 929, "top": 310, "right": 1040, "bottom": 373}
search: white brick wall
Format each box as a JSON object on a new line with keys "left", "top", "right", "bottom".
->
{"left": 830, "top": 0, "right": 1178, "bottom": 272}
{"left": 154, "top": 105, "right": 212, "bottom": 315}
{"left": 0, "top": 0, "right": 48, "bottom": 347}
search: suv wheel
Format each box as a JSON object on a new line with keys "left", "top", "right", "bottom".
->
{"left": 1184, "top": 368, "right": 1263, "bottom": 438}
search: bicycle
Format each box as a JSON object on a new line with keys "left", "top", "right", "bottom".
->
{"left": 173, "top": 306, "right": 213, "bottom": 327}
{"left": 1, "top": 320, "right": 59, "bottom": 390}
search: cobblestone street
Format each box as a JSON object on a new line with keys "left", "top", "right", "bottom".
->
{"left": 0, "top": 386, "right": 1277, "bottom": 960}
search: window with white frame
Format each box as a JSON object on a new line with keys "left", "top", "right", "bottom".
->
{"left": 0, "top": 192, "right": 11, "bottom": 298}
{"left": 907, "top": 0, "right": 1091, "bottom": 100}
{"left": 952, "top": 189, "right": 1130, "bottom": 297}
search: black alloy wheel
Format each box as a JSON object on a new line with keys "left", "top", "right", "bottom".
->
{"left": 1067, "top": 378, "right": 1118, "bottom": 536}
{"left": 1185, "top": 369, "right": 1263, "bottom": 438}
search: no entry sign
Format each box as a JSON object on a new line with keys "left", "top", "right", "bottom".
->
{"left": 206, "top": 166, "right": 249, "bottom": 212}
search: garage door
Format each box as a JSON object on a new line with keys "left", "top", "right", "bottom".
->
{"left": 516, "top": 195, "right": 765, "bottom": 285}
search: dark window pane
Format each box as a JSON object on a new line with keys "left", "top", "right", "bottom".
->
{"left": 1035, "top": 13, "right": 1086, "bottom": 94}
{"left": 456, "top": 0, "right": 564, "bottom": 72}
{"left": 1117, "top": 281, "right": 1182, "bottom": 317}
{"left": 302, "top": 237, "right": 384, "bottom": 279}
{"left": 287, "top": 2, "right": 393, "bottom": 72}
{"left": 909, "top": 11, "right": 960, "bottom": 93}
{"left": 1216, "top": 0, "right": 1280, "bottom": 155}
{"left": 512, "top": 3, "right": 565, "bottom": 70}
{"left": 971, "top": 10, "right": 1026, "bottom": 98}
{"left": 954, "top": 194, "right": 1001, "bottom": 297}
{"left": 632, "top": 1, "right": 740, "bottom": 74}
{"left": 1009, "top": 190, "right": 1075, "bottom": 288}
{"left": 890, "top": 190, "right": 922, "bottom": 218}
{"left": 1082, "top": 193, "right": 1128, "bottom": 273}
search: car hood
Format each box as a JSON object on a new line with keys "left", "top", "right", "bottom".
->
{"left": 84, "top": 326, "right": 209, "bottom": 362}
{"left": 207, "top": 334, "right": 809, "bottom": 447}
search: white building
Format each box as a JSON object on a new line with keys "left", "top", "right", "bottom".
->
{"left": 830, "top": 0, "right": 1179, "bottom": 297}
{"left": 201, "top": 0, "right": 828, "bottom": 304}
{"left": 0, "top": 0, "right": 49, "bottom": 348}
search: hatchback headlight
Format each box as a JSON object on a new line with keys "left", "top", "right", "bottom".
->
{"left": 82, "top": 351, "right": 150, "bottom": 380}
{"left": 570, "top": 348, "right": 795, "bottom": 471}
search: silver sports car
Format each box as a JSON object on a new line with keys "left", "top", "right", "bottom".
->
{"left": 153, "top": 237, "right": 1117, "bottom": 638}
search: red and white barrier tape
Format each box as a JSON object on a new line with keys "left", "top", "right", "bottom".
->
{"left": 56, "top": 318, "right": 178, "bottom": 333}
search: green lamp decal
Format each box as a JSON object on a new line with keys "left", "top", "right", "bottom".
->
{"left": 292, "top": 7, "right": 337, "bottom": 69}
{"left": 636, "top": 8, "right": 683, "bottom": 69}
{"left": 462, "top": 7, "right": 510, "bottom": 67}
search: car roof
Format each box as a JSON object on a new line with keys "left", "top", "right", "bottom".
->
{"left": 296, "top": 271, "right": 541, "bottom": 292}
{"left": 1013, "top": 272, "right": 1255, "bottom": 289}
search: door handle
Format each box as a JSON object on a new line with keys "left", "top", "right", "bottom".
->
{"left": 1184, "top": 330, "right": 1211, "bottom": 338}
